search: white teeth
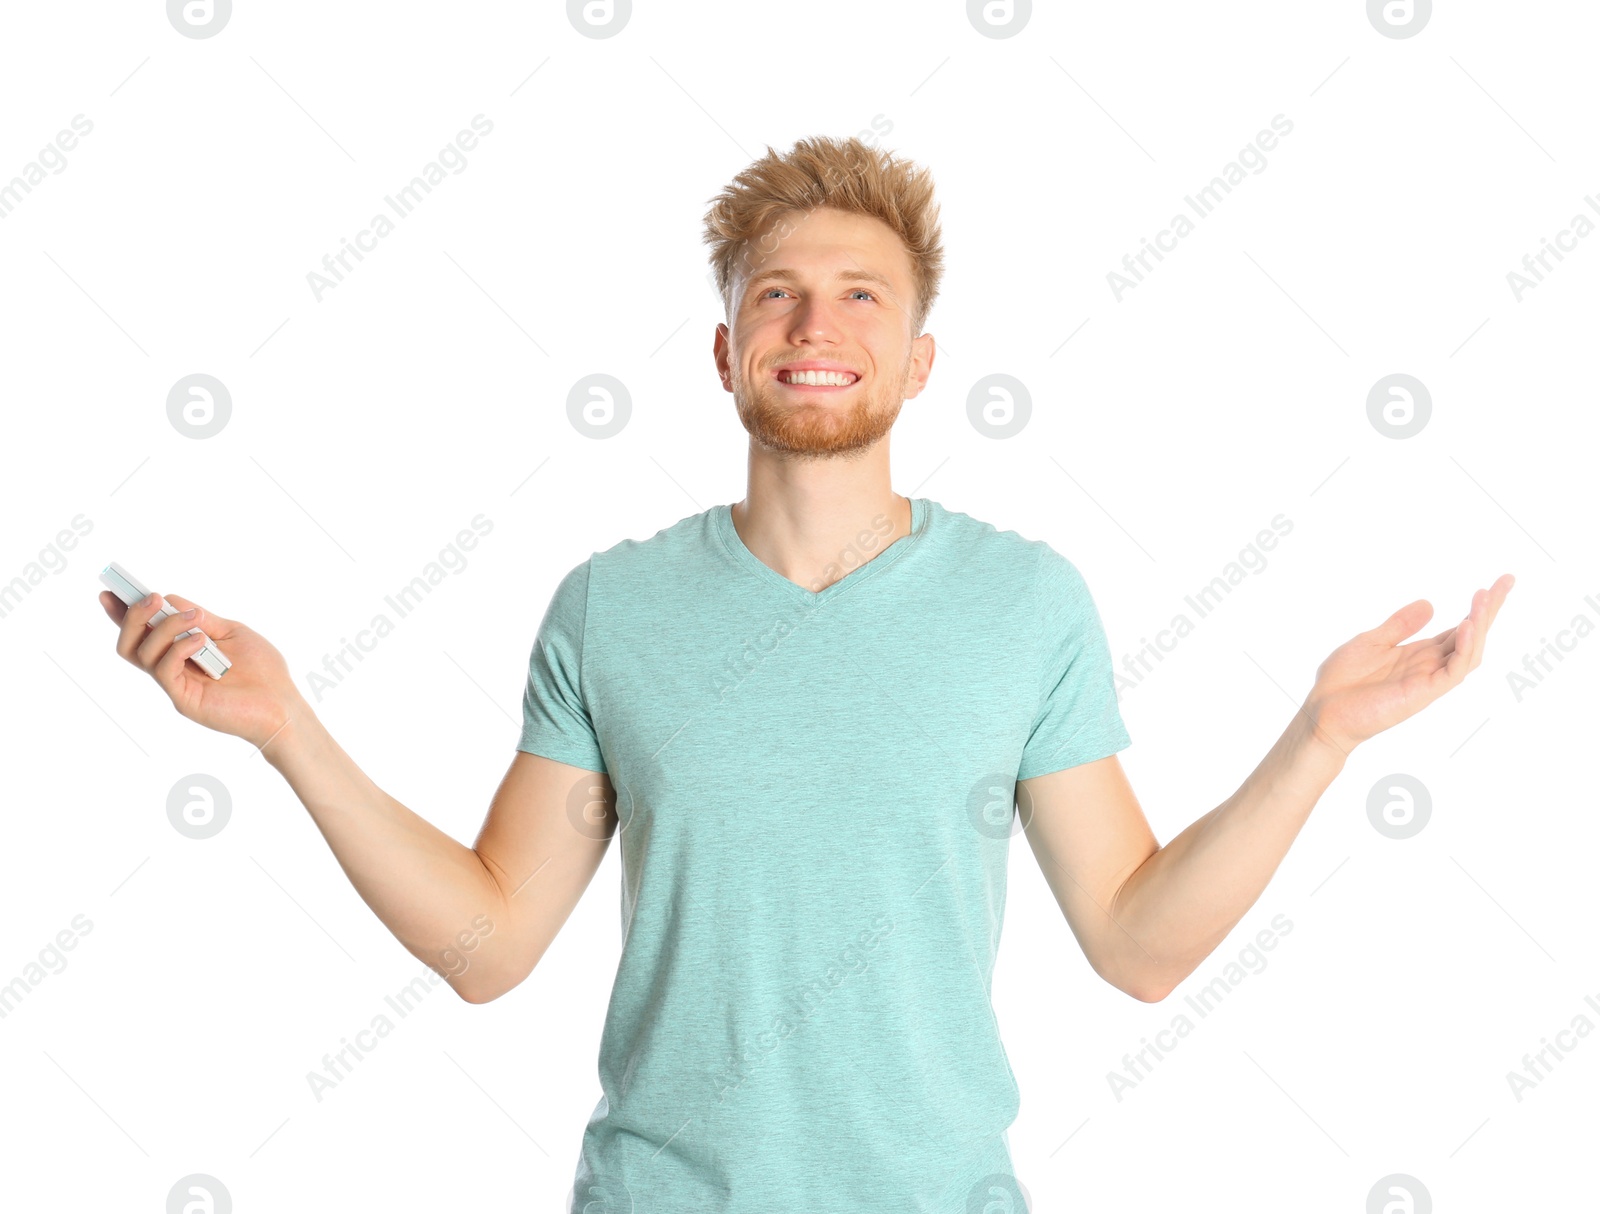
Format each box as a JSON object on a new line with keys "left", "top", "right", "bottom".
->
{"left": 781, "top": 370, "right": 856, "bottom": 386}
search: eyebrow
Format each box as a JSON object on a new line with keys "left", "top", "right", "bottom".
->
{"left": 745, "top": 267, "right": 896, "bottom": 291}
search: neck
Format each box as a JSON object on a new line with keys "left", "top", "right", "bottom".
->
{"left": 730, "top": 440, "right": 912, "bottom": 593}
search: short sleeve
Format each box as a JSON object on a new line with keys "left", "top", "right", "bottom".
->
{"left": 1016, "top": 547, "right": 1130, "bottom": 780}
{"left": 517, "top": 559, "right": 607, "bottom": 773}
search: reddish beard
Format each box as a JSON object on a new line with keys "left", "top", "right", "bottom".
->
{"left": 732, "top": 364, "right": 907, "bottom": 457}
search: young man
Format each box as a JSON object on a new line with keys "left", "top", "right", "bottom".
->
{"left": 102, "top": 136, "right": 1512, "bottom": 1212}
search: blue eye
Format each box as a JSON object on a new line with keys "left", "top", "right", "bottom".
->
{"left": 757, "top": 287, "right": 875, "bottom": 302}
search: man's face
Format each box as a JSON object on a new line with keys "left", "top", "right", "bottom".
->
{"left": 714, "top": 206, "right": 935, "bottom": 459}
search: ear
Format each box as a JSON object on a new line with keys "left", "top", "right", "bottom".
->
{"left": 713, "top": 323, "right": 734, "bottom": 392}
{"left": 901, "top": 332, "right": 937, "bottom": 400}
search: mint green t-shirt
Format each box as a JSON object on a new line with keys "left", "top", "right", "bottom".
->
{"left": 518, "top": 497, "right": 1130, "bottom": 1213}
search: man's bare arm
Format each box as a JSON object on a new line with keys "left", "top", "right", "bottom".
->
{"left": 1020, "top": 719, "right": 1340, "bottom": 1001}
{"left": 266, "top": 718, "right": 613, "bottom": 1003}
{"left": 1019, "top": 574, "right": 1513, "bottom": 1002}
{"left": 100, "top": 586, "right": 612, "bottom": 1005}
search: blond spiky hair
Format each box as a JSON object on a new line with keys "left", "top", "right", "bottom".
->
{"left": 702, "top": 134, "right": 945, "bottom": 336}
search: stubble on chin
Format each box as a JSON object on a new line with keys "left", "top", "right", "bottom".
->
{"left": 732, "top": 368, "right": 905, "bottom": 458}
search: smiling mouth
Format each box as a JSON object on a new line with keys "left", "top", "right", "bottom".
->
{"left": 774, "top": 369, "right": 860, "bottom": 389}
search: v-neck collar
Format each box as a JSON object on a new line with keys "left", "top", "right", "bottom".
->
{"left": 713, "top": 497, "right": 929, "bottom": 605}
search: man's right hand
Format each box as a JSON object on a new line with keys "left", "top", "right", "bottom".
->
{"left": 98, "top": 584, "right": 612, "bottom": 1004}
{"left": 99, "top": 588, "right": 304, "bottom": 751}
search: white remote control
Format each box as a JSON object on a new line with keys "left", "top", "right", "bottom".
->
{"left": 99, "top": 561, "right": 232, "bottom": 680}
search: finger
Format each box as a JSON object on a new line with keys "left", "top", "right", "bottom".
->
{"left": 114, "top": 591, "right": 170, "bottom": 663}
{"left": 1367, "top": 599, "right": 1434, "bottom": 647}
{"left": 1470, "top": 587, "right": 1492, "bottom": 667}
{"left": 1447, "top": 610, "right": 1476, "bottom": 679}
{"left": 1477, "top": 573, "right": 1514, "bottom": 638}
{"left": 153, "top": 627, "right": 211, "bottom": 694}
{"left": 135, "top": 603, "right": 206, "bottom": 670}
{"left": 1469, "top": 580, "right": 1509, "bottom": 670}
{"left": 99, "top": 590, "right": 128, "bottom": 625}
{"left": 164, "top": 594, "right": 228, "bottom": 637}
{"left": 1419, "top": 630, "right": 1459, "bottom": 665}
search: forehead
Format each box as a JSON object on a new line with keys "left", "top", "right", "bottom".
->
{"left": 736, "top": 206, "right": 912, "bottom": 290}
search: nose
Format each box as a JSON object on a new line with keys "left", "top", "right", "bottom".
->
{"left": 787, "top": 295, "right": 845, "bottom": 345}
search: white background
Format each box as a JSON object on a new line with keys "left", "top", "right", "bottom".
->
{"left": 1, "top": 1, "right": 1594, "bottom": 1210}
